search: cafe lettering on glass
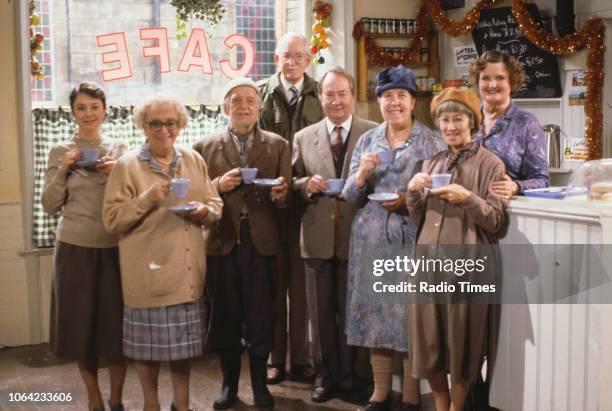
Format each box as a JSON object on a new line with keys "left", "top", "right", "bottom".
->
{"left": 96, "top": 28, "right": 255, "bottom": 82}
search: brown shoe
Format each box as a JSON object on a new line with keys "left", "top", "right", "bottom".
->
{"left": 266, "top": 365, "right": 286, "bottom": 384}
{"left": 289, "top": 363, "right": 316, "bottom": 382}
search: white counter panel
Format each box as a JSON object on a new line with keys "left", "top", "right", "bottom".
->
{"left": 492, "top": 197, "right": 612, "bottom": 411}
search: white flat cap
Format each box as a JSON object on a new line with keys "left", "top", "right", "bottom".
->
{"left": 222, "top": 77, "right": 260, "bottom": 101}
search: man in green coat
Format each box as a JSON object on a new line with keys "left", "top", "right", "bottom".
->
{"left": 257, "top": 32, "right": 324, "bottom": 384}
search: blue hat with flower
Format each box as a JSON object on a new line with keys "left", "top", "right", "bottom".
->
{"left": 375, "top": 65, "right": 418, "bottom": 97}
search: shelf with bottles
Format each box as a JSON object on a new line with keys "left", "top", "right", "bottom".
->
{"left": 355, "top": 17, "right": 439, "bottom": 102}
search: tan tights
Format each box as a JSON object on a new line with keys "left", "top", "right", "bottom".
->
{"left": 428, "top": 372, "right": 470, "bottom": 411}
{"left": 369, "top": 348, "right": 420, "bottom": 404}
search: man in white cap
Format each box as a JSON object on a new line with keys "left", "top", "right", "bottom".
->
{"left": 193, "top": 77, "right": 291, "bottom": 409}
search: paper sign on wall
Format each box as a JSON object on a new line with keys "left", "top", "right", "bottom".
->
{"left": 454, "top": 46, "right": 478, "bottom": 67}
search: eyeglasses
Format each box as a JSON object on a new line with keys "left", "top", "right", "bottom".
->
{"left": 280, "top": 53, "right": 308, "bottom": 63}
{"left": 146, "top": 120, "right": 179, "bottom": 131}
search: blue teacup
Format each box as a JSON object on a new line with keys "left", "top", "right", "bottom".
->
{"left": 431, "top": 173, "right": 452, "bottom": 189}
{"left": 171, "top": 178, "right": 191, "bottom": 198}
{"left": 82, "top": 149, "right": 100, "bottom": 162}
{"left": 326, "top": 178, "right": 345, "bottom": 193}
{"left": 377, "top": 150, "right": 394, "bottom": 165}
{"left": 240, "top": 168, "right": 258, "bottom": 184}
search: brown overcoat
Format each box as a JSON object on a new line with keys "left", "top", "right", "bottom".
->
{"left": 406, "top": 142, "right": 506, "bottom": 384}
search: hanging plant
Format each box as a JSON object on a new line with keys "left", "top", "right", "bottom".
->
{"left": 170, "top": 0, "right": 226, "bottom": 39}
{"left": 310, "top": 1, "right": 332, "bottom": 65}
{"left": 30, "top": 0, "right": 45, "bottom": 79}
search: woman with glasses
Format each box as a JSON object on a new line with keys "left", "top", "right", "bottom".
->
{"left": 103, "top": 97, "right": 223, "bottom": 411}
{"left": 406, "top": 88, "right": 506, "bottom": 411}
{"left": 42, "top": 82, "right": 128, "bottom": 411}
{"left": 341, "top": 65, "right": 444, "bottom": 410}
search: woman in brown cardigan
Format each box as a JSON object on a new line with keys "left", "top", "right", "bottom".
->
{"left": 406, "top": 87, "right": 506, "bottom": 411}
{"left": 103, "top": 97, "right": 223, "bottom": 411}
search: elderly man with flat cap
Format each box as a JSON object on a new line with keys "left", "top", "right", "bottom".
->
{"left": 193, "top": 78, "right": 291, "bottom": 409}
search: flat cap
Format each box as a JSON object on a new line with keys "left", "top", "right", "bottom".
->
{"left": 222, "top": 77, "right": 260, "bottom": 101}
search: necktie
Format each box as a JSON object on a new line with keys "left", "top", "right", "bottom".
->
{"left": 288, "top": 86, "right": 298, "bottom": 107}
{"left": 331, "top": 126, "right": 343, "bottom": 161}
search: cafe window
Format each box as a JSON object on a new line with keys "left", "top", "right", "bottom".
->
{"left": 235, "top": 0, "right": 277, "bottom": 81}
{"left": 30, "top": 0, "right": 56, "bottom": 105}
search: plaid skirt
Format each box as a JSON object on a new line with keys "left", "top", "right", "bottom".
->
{"left": 123, "top": 299, "right": 204, "bottom": 361}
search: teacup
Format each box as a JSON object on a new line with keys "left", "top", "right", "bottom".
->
{"left": 326, "top": 178, "right": 345, "bottom": 193}
{"left": 240, "top": 168, "right": 258, "bottom": 184}
{"left": 171, "top": 178, "right": 191, "bottom": 198}
{"left": 377, "top": 150, "right": 394, "bottom": 165}
{"left": 81, "top": 149, "right": 100, "bottom": 162}
{"left": 431, "top": 173, "right": 452, "bottom": 189}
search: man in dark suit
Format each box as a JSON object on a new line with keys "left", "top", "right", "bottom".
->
{"left": 292, "top": 67, "right": 378, "bottom": 403}
{"left": 193, "top": 77, "right": 291, "bottom": 409}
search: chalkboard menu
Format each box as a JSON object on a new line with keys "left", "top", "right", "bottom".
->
{"left": 471, "top": 4, "right": 562, "bottom": 98}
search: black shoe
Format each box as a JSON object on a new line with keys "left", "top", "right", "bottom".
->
{"left": 289, "top": 363, "right": 316, "bottom": 382}
{"left": 364, "top": 395, "right": 392, "bottom": 411}
{"left": 250, "top": 354, "right": 274, "bottom": 408}
{"left": 338, "top": 386, "right": 370, "bottom": 405}
{"left": 213, "top": 352, "right": 241, "bottom": 410}
{"left": 311, "top": 384, "right": 336, "bottom": 403}
{"left": 398, "top": 402, "right": 421, "bottom": 411}
{"left": 266, "top": 365, "right": 286, "bottom": 385}
{"left": 108, "top": 400, "right": 124, "bottom": 411}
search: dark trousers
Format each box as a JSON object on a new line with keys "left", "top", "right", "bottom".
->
{"left": 305, "top": 257, "right": 358, "bottom": 389}
{"left": 207, "top": 220, "right": 276, "bottom": 357}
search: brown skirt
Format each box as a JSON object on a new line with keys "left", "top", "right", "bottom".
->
{"left": 49, "top": 241, "right": 124, "bottom": 360}
{"left": 408, "top": 303, "right": 497, "bottom": 384}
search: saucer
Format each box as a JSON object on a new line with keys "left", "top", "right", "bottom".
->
{"left": 168, "top": 203, "right": 198, "bottom": 213}
{"left": 253, "top": 178, "right": 282, "bottom": 187}
{"left": 75, "top": 159, "right": 104, "bottom": 168}
{"left": 368, "top": 193, "right": 399, "bottom": 202}
{"left": 321, "top": 190, "right": 341, "bottom": 196}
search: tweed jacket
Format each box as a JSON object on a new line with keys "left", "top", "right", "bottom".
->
{"left": 102, "top": 145, "right": 223, "bottom": 308}
{"left": 257, "top": 72, "right": 325, "bottom": 143}
{"left": 193, "top": 126, "right": 291, "bottom": 257}
{"left": 293, "top": 116, "right": 378, "bottom": 260}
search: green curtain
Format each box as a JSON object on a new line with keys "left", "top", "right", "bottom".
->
{"left": 32, "top": 105, "right": 226, "bottom": 248}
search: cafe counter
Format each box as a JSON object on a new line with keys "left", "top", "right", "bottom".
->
{"left": 490, "top": 195, "right": 612, "bottom": 411}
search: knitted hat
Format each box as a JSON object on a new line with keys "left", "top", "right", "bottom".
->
{"left": 375, "top": 65, "right": 417, "bottom": 97}
{"left": 430, "top": 87, "right": 482, "bottom": 131}
{"left": 222, "top": 77, "right": 260, "bottom": 101}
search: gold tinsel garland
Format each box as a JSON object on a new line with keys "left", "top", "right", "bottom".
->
{"left": 424, "top": 0, "right": 498, "bottom": 36}
{"left": 404, "top": 0, "right": 605, "bottom": 160}
{"left": 352, "top": 5, "right": 430, "bottom": 66}
{"left": 511, "top": 0, "right": 605, "bottom": 159}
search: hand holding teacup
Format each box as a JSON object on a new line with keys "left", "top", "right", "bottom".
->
{"left": 145, "top": 180, "right": 171, "bottom": 203}
{"left": 270, "top": 176, "right": 288, "bottom": 202}
{"left": 307, "top": 175, "right": 328, "bottom": 194}
{"left": 60, "top": 149, "right": 81, "bottom": 172}
{"left": 408, "top": 173, "right": 432, "bottom": 193}
{"left": 356, "top": 153, "right": 381, "bottom": 188}
{"left": 218, "top": 168, "right": 242, "bottom": 193}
